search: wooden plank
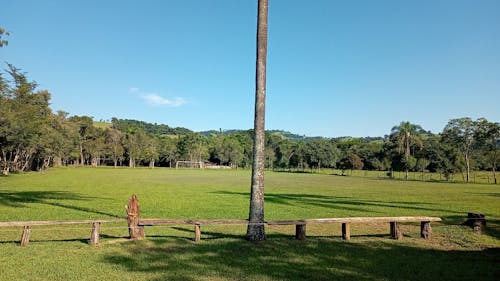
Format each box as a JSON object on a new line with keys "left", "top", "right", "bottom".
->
{"left": 0, "top": 219, "right": 126, "bottom": 227}
{"left": 268, "top": 216, "right": 441, "bottom": 225}
{"left": 342, "top": 223, "right": 351, "bottom": 240}
{"left": 20, "top": 226, "right": 31, "bottom": 246}
{"left": 139, "top": 219, "right": 249, "bottom": 226}
{"left": 295, "top": 224, "right": 306, "bottom": 240}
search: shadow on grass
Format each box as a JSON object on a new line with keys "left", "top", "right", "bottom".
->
{"left": 102, "top": 238, "right": 499, "bottom": 281}
{"left": 0, "top": 190, "right": 120, "bottom": 218}
{"left": 212, "top": 191, "right": 460, "bottom": 215}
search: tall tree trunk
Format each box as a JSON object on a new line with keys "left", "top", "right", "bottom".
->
{"left": 247, "top": 0, "right": 268, "bottom": 242}
{"left": 79, "top": 144, "right": 84, "bottom": 166}
{"left": 465, "top": 152, "right": 470, "bottom": 183}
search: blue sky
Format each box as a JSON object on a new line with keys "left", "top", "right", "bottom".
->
{"left": 2, "top": 0, "right": 499, "bottom": 137}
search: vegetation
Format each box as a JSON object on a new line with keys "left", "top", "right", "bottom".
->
{"left": 0, "top": 65, "right": 498, "bottom": 183}
{"left": 0, "top": 168, "right": 498, "bottom": 280}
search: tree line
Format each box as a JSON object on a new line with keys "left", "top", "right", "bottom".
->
{"left": 0, "top": 65, "right": 498, "bottom": 183}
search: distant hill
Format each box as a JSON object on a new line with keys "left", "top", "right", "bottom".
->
{"left": 111, "top": 118, "right": 192, "bottom": 136}
{"left": 198, "top": 129, "right": 323, "bottom": 141}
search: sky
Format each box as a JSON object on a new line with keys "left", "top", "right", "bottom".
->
{"left": 1, "top": 0, "right": 499, "bottom": 138}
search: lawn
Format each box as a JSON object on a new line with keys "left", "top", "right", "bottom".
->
{"left": 0, "top": 167, "right": 498, "bottom": 280}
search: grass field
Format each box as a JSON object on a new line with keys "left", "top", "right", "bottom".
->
{"left": 0, "top": 167, "right": 498, "bottom": 280}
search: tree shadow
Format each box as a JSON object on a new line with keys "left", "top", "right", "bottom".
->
{"left": 212, "top": 191, "right": 459, "bottom": 216}
{"left": 101, "top": 238, "right": 499, "bottom": 281}
{"left": 0, "top": 190, "right": 120, "bottom": 218}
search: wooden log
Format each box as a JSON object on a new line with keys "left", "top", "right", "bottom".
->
{"left": 0, "top": 218, "right": 126, "bottom": 227}
{"left": 194, "top": 224, "right": 201, "bottom": 242}
{"left": 89, "top": 222, "right": 100, "bottom": 245}
{"left": 126, "top": 195, "right": 145, "bottom": 240}
{"left": 295, "top": 224, "right": 306, "bottom": 240}
{"left": 463, "top": 213, "right": 486, "bottom": 233}
{"left": 390, "top": 222, "right": 402, "bottom": 240}
{"left": 342, "top": 223, "right": 351, "bottom": 240}
{"left": 267, "top": 216, "right": 442, "bottom": 225}
{"left": 20, "top": 226, "right": 31, "bottom": 246}
{"left": 420, "top": 221, "right": 431, "bottom": 239}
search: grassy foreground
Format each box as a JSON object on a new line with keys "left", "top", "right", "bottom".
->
{"left": 0, "top": 167, "right": 498, "bottom": 280}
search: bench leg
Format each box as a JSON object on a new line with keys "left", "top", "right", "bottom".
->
{"left": 89, "top": 222, "right": 100, "bottom": 245}
{"left": 194, "top": 224, "right": 201, "bottom": 242}
{"left": 342, "top": 223, "right": 351, "bottom": 240}
{"left": 390, "top": 222, "right": 402, "bottom": 240}
{"left": 20, "top": 226, "right": 31, "bottom": 246}
{"left": 420, "top": 221, "right": 431, "bottom": 239}
{"left": 295, "top": 224, "right": 306, "bottom": 240}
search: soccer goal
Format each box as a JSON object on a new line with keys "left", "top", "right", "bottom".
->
{"left": 175, "top": 161, "right": 204, "bottom": 169}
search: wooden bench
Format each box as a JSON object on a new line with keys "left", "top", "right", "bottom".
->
{"left": 139, "top": 219, "right": 249, "bottom": 242}
{"left": 0, "top": 219, "right": 127, "bottom": 246}
{"left": 267, "top": 216, "right": 442, "bottom": 240}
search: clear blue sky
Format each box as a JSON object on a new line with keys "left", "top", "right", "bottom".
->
{"left": 2, "top": 0, "right": 499, "bottom": 137}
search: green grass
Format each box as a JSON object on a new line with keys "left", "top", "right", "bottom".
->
{"left": 0, "top": 167, "right": 499, "bottom": 280}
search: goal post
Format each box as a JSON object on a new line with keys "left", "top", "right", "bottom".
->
{"left": 175, "top": 161, "right": 204, "bottom": 169}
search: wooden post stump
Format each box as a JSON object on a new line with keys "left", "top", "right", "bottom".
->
{"left": 194, "top": 224, "right": 201, "bottom": 242}
{"left": 342, "top": 223, "right": 351, "bottom": 240}
{"left": 127, "top": 195, "right": 145, "bottom": 240}
{"left": 463, "top": 213, "right": 486, "bottom": 233}
{"left": 420, "top": 221, "right": 431, "bottom": 239}
{"left": 295, "top": 224, "right": 306, "bottom": 240}
{"left": 20, "top": 226, "right": 31, "bottom": 246}
{"left": 390, "top": 222, "right": 402, "bottom": 240}
{"left": 89, "top": 222, "right": 100, "bottom": 245}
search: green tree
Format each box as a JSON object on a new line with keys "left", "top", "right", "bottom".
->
{"left": 247, "top": 0, "right": 268, "bottom": 242}
{"left": 442, "top": 118, "right": 476, "bottom": 183}
{"left": 0, "top": 27, "right": 9, "bottom": 48}
{"left": 105, "top": 128, "right": 124, "bottom": 167}
{"left": 0, "top": 65, "right": 52, "bottom": 174}
{"left": 305, "top": 139, "right": 339, "bottom": 172}
{"left": 390, "top": 121, "right": 424, "bottom": 180}
{"left": 475, "top": 118, "right": 499, "bottom": 184}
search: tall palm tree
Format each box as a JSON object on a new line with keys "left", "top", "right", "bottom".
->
{"left": 391, "top": 121, "right": 423, "bottom": 180}
{"left": 246, "top": 0, "right": 268, "bottom": 242}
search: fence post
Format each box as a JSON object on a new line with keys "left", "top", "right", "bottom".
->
{"left": 127, "top": 195, "right": 145, "bottom": 240}
{"left": 420, "top": 221, "right": 431, "bottom": 239}
{"left": 194, "top": 224, "right": 201, "bottom": 242}
{"left": 89, "top": 222, "right": 100, "bottom": 245}
{"left": 390, "top": 222, "right": 402, "bottom": 240}
{"left": 295, "top": 224, "right": 306, "bottom": 240}
{"left": 342, "top": 223, "right": 351, "bottom": 240}
{"left": 20, "top": 226, "right": 31, "bottom": 246}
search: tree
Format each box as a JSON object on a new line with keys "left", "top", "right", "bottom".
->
{"left": 0, "top": 65, "right": 52, "bottom": 174}
{"left": 442, "top": 118, "right": 476, "bottom": 183}
{"left": 390, "top": 121, "right": 424, "bottom": 180}
{"left": 105, "top": 128, "right": 124, "bottom": 167}
{"left": 247, "top": 0, "right": 268, "bottom": 242}
{"left": 305, "top": 139, "right": 339, "bottom": 172}
{"left": 0, "top": 27, "right": 9, "bottom": 48}
{"left": 475, "top": 118, "right": 499, "bottom": 184}
{"left": 68, "top": 115, "right": 94, "bottom": 165}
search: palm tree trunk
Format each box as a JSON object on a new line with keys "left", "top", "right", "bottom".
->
{"left": 247, "top": 0, "right": 268, "bottom": 242}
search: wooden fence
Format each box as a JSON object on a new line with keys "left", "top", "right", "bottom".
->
{"left": 0, "top": 195, "right": 443, "bottom": 246}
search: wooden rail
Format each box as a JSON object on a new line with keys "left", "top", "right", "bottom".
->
{"left": 267, "top": 216, "right": 442, "bottom": 241}
{"left": 0, "top": 196, "right": 442, "bottom": 245}
{"left": 0, "top": 219, "right": 127, "bottom": 246}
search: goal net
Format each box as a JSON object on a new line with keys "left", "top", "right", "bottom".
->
{"left": 175, "top": 161, "right": 204, "bottom": 169}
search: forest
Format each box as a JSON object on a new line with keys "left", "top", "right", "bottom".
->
{"left": 0, "top": 65, "right": 498, "bottom": 183}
